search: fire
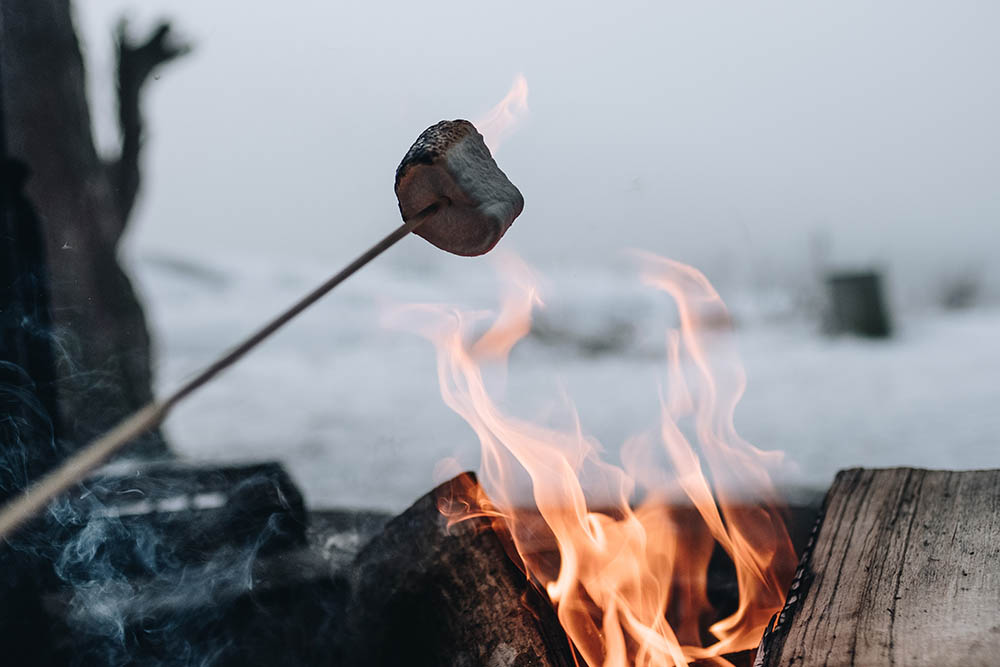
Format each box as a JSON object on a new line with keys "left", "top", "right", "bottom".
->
{"left": 474, "top": 74, "right": 529, "bottom": 154}
{"left": 390, "top": 253, "right": 796, "bottom": 666}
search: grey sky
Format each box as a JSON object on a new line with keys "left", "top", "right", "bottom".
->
{"left": 76, "top": 1, "right": 999, "bottom": 295}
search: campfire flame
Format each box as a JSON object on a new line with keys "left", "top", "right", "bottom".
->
{"left": 474, "top": 74, "right": 529, "bottom": 154}
{"left": 392, "top": 253, "right": 796, "bottom": 666}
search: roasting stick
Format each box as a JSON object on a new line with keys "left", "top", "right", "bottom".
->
{"left": 0, "top": 119, "right": 523, "bottom": 543}
{"left": 0, "top": 213, "right": 434, "bottom": 542}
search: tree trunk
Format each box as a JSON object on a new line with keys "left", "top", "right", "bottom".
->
{"left": 0, "top": 1, "right": 187, "bottom": 457}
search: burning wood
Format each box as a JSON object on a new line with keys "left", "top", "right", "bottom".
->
{"left": 756, "top": 467, "right": 1000, "bottom": 667}
{"left": 340, "top": 472, "right": 575, "bottom": 667}
{"left": 389, "top": 252, "right": 799, "bottom": 666}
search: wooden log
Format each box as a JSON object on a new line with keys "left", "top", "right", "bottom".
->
{"left": 40, "top": 461, "right": 308, "bottom": 579}
{"left": 340, "top": 472, "right": 576, "bottom": 667}
{"left": 756, "top": 468, "right": 1000, "bottom": 667}
{"left": 43, "top": 540, "right": 349, "bottom": 666}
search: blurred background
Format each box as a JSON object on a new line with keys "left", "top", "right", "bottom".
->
{"left": 52, "top": 1, "right": 1000, "bottom": 509}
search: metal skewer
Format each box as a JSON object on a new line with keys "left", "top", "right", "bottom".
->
{"left": 0, "top": 204, "right": 441, "bottom": 543}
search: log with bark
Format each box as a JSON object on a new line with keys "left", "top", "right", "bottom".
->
{"left": 339, "top": 472, "right": 577, "bottom": 667}
{"left": 756, "top": 468, "right": 1000, "bottom": 667}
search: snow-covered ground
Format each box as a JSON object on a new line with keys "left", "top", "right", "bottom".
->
{"left": 131, "top": 248, "right": 1000, "bottom": 512}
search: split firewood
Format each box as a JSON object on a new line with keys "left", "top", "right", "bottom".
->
{"left": 340, "top": 472, "right": 575, "bottom": 667}
{"left": 755, "top": 467, "right": 1000, "bottom": 667}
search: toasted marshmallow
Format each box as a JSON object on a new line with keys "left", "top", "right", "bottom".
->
{"left": 395, "top": 120, "right": 524, "bottom": 257}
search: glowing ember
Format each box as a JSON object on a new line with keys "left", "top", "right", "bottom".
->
{"left": 390, "top": 253, "right": 796, "bottom": 666}
{"left": 474, "top": 74, "right": 529, "bottom": 154}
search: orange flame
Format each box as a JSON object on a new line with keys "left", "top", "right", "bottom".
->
{"left": 474, "top": 74, "right": 529, "bottom": 154}
{"left": 392, "top": 253, "right": 795, "bottom": 666}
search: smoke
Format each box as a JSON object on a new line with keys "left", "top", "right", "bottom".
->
{"left": 0, "top": 359, "right": 314, "bottom": 665}
{"left": 0, "top": 362, "right": 56, "bottom": 487}
{"left": 46, "top": 463, "right": 311, "bottom": 664}
{"left": 1, "top": 156, "right": 334, "bottom": 664}
{"left": 49, "top": 500, "right": 278, "bottom": 664}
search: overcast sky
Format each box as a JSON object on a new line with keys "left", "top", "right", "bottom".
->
{"left": 75, "top": 1, "right": 999, "bottom": 292}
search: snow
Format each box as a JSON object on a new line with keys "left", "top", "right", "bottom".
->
{"left": 131, "top": 249, "right": 1000, "bottom": 512}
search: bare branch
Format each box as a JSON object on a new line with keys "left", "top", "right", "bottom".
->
{"left": 107, "top": 18, "right": 191, "bottom": 238}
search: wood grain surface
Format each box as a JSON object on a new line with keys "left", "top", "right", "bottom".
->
{"left": 757, "top": 468, "right": 1000, "bottom": 667}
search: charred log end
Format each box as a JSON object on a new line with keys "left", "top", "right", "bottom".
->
{"left": 343, "top": 472, "right": 575, "bottom": 667}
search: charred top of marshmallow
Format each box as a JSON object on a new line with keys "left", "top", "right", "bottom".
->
{"left": 394, "top": 120, "right": 476, "bottom": 189}
{"left": 395, "top": 120, "right": 523, "bottom": 257}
